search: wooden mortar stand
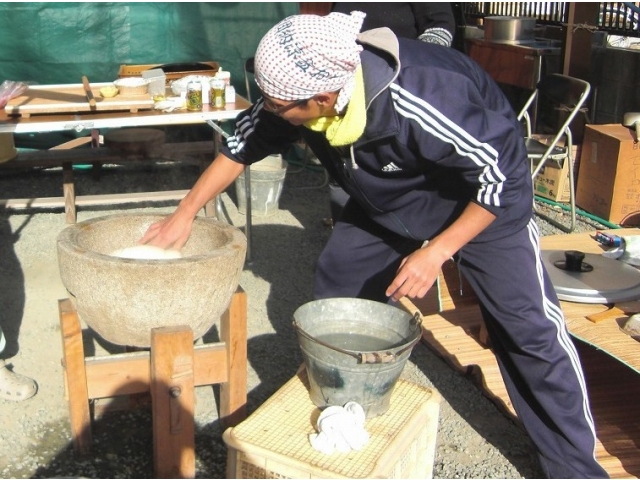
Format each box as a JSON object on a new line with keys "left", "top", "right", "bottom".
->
{"left": 58, "top": 287, "right": 247, "bottom": 479}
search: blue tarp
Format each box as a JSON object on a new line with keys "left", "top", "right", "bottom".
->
{"left": 0, "top": 2, "right": 299, "bottom": 147}
{"left": 0, "top": 2, "right": 299, "bottom": 97}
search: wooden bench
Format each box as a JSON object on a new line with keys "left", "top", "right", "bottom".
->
{"left": 0, "top": 133, "right": 216, "bottom": 223}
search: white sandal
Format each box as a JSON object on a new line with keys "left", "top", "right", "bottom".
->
{"left": 0, "top": 359, "right": 37, "bottom": 401}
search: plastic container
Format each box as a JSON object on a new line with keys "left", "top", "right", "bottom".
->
{"left": 215, "top": 68, "right": 231, "bottom": 86}
{"left": 113, "top": 77, "right": 149, "bottom": 96}
{"left": 201, "top": 80, "right": 210, "bottom": 104}
{"left": 223, "top": 369, "right": 441, "bottom": 479}
{"left": 142, "top": 68, "right": 166, "bottom": 97}
{"left": 234, "top": 154, "right": 287, "bottom": 216}
{"left": 225, "top": 85, "right": 236, "bottom": 104}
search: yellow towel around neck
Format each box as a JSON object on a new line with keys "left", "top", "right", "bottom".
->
{"left": 304, "top": 66, "right": 366, "bottom": 147}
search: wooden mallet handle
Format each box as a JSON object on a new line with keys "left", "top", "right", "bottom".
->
{"left": 82, "top": 75, "right": 97, "bottom": 107}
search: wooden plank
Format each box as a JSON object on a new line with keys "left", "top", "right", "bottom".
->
{"left": 540, "top": 228, "right": 640, "bottom": 252}
{"left": 219, "top": 289, "right": 248, "bottom": 429}
{"left": 5, "top": 83, "right": 154, "bottom": 115}
{"left": 63, "top": 189, "right": 189, "bottom": 206}
{"left": 151, "top": 326, "right": 196, "bottom": 479}
{"left": 84, "top": 343, "right": 228, "bottom": 399}
{"left": 58, "top": 299, "right": 92, "bottom": 454}
{"left": 577, "top": 342, "right": 640, "bottom": 478}
{"left": 586, "top": 306, "right": 627, "bottom": 323}
{"left": 408, "top": 295, "right": 640, "bottom": 479}
{"left": 49, "top": 137, "right": 94, "bottom": 150}
{"left": 541, "top": 229, "right": 640, "bottom": 374}
{"left": 0, "top": 140, "right": 212, "bottom": 219}
{"left": 62, "top": 162, "right": 76, "bottom": 223}
{"left": 0, "top": 189, "right": 190, "bottom": 209}
{"left": 0, "top": 141, "right": 214, "bottom": 170}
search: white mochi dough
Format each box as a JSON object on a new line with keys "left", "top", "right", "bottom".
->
{"left": 109, "top": 245, "right": 182, "bottom": 260}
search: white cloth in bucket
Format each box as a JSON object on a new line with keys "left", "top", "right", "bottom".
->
{"left": 308, "top": 401, "right": 370, "bottom": 454}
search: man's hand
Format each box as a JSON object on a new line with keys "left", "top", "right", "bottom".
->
{"left": 139, "top": 153, "right": 246, "bottom": 250}
{"left": 386, "top": 202, "right": 497, "bottom": 302}
{"left": 385, "top": 243, "right": 448, "bottom": 302}
{"left": 139, "top": 210, "right": 194, "bottom": 250}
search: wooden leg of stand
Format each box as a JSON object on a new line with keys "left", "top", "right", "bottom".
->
{"left": 59, "top": 299, "right": 92, "bottom": 454}
{"left": 151, "top": 326, "right": 196, "bottom": 479}
{"left": 219, "top": 289, "right": 248, "bottom": 429}
{"left": 62, "top": 163, "right": 76, "bottom": 224}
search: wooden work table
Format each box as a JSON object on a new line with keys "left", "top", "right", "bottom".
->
{"left": 542, "top": 228, "right": 640, "bottom": 374}
{"left": 0, "top": 84, "right": 251, "bottom": 133}
{"left": 0, "top": 87, "right": 252, "bottom": 236}
{"left": 402, "top": 228, "right": 640, "bottom": 478}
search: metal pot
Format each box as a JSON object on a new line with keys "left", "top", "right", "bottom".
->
{"left": 484, "top": 16, "right": 536, "bottom": 43}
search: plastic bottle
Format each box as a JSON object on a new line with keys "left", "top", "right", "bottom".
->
{"left": 215, "top": 68, "right": 231, "bottom": 86}
{"left": 225, "top": 85, "right": 236, "bottom": 104}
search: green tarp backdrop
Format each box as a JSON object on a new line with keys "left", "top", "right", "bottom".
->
{"left": 0, "top": 2, "right": 299, "bottom": 97}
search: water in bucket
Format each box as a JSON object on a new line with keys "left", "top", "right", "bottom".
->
{"left": 293, "top": 297, "right": 422, "bottom": 418}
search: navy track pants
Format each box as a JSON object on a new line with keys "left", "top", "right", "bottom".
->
{"left": 313, "top": 203, "right": 608, "bottom": 479}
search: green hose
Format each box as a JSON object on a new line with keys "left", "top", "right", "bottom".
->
{"left": 535, "top": 196, "right": 621, "bottom": 229}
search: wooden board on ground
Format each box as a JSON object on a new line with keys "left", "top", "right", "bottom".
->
{"left": 541, "top": 228, "right": 640, "bottom": 374}
{"left": 5, "top": 83, "right": 154, "bottom": 117}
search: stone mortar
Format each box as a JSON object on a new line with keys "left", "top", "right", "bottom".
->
{"left": 56, "top": 213, "right": 247, "bottom": 347}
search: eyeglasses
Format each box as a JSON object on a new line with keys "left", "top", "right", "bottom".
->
{"left": 261, "top": 96, "right": 311, "bottom": 115}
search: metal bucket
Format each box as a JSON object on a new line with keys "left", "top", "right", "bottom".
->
{"left": 235, "top": 154, "right": 287, "bottom": 217}
{"left": 292, "top": 298, "right": 422, "bottom": 418}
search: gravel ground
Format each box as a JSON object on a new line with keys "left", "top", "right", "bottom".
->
{"left": 0, "top": 151, "right": 611, "bottom": 479}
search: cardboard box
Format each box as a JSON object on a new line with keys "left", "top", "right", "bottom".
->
{"left": 533, "top": 157, "right": 570, "bottom": 203}
{"left": 530, "top": 138, "right": 580, "bottom": 203}
{"left": 576, "top": 124, "right": 640, "bottom": 224}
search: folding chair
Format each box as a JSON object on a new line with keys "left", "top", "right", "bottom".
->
{"left": 517, "top": 73, "right": 591, "bottom": 233}
{"left": 244, "top": 57, "right": 256, "bottom": 103}
{"left": 623, "top": 111, "right": 640, "bottom": 141}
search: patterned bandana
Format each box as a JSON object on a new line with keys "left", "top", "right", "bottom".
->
{"left": 254, "top": 11, "right": 365, "bottom": 112}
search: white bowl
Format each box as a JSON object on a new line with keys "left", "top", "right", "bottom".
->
{"left": 170, "top": 75, "right": 213, "bottom": 96}
{"left": 114, "top": 77, "right": 150, "bottom": 96}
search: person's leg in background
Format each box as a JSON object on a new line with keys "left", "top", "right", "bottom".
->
{"left": 0, "top": 326, "right": 37, "bottom": 401}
